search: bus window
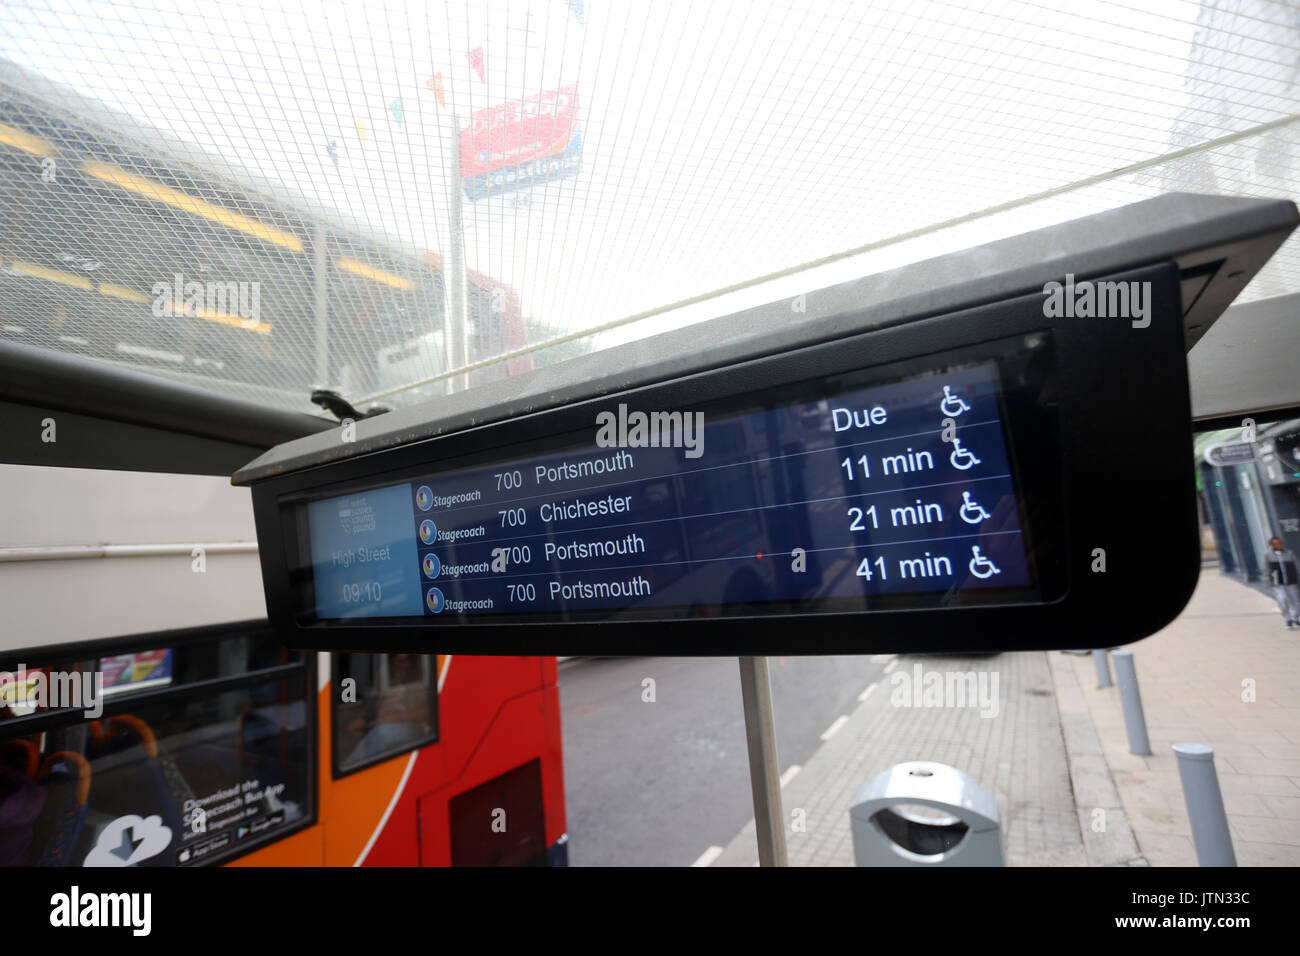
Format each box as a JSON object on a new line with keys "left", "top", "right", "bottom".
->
{"left": 0, "top": 461, "right": 566, "bottom": 867}
{"left": 0, "top": 623, "right": 312, "bottom": 867}
{"left": 333, "top": 653, "right": 438, "bottom": 775}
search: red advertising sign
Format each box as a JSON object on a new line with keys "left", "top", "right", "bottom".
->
{"left": 460, "top": 84, "right": 579, "bottom": 177}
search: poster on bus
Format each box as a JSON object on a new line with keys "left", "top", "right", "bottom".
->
{"left": 461, "top": 84, "right": 582, "bottom": 200}
{"left": 99, "top": 649, "right": 174, "bottom": 697}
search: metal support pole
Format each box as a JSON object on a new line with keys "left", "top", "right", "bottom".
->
{"left": 313, "top": 222, "right": 328, "bottom": 387}
{"left": 1173, "top": 743, "right": 1237, "bottom": 866}
{"left": 1110, "top": 649, "right": 1151, "bottom": 756}
{"left": 1092, "top": 648, "right": 1113, "bottom": 688}
{"left": 738, "top": 656, "right": 788, "bottom": 867}
{"left": 441, "top": 99, "right": 469, "bottom": 394}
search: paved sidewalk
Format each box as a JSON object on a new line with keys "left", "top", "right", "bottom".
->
{"left": 714, "top": 651, "right": 1090, "bottom": 866}
{"left": 1064, "top": 569, "right": 1300, "bottom": 866}
{"left": 713, "top": 568, "right": 1299, "bottom": 867}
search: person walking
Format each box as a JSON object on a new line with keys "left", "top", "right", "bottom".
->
{"left": 1264, "top": 536, "right": 1300, "bottom": 628}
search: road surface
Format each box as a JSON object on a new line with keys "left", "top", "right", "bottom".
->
{"left": 558, "top": 653, "right": 890, "bottom": 866}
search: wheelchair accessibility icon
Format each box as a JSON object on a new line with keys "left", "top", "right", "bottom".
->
{"left": 949, "top": 438, "right": 981, "bottom": 470}
{"left": 940, "top": 385, "right": 971, "bottom": 417}
{"left": 959, "top": 491, "right": 991, "bottom": 524}
{"left": 968, "top": 545, "right": 1001, "bottom": 579}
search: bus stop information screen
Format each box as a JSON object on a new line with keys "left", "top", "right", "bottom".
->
{"left": 299, "top": 356, "right": 1041, "bottom": 624}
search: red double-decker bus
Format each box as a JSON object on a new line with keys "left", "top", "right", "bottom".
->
{"left": 0, "top": 619, "right": 566, "bottom": 867}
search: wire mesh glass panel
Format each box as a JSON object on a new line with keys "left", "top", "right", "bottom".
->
{"left": 1, "top": 0, "right": 1298, "bottom": 415}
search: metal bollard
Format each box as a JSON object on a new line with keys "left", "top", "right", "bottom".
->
{"left": 1173, "top": 744, "right": 1237, "bottom": 867}
{"left": 1110, "top": 649, "right": 1151, "bottom": 756}
{"left": 1092, "top": 648, "right": 1113, "bottom": 688}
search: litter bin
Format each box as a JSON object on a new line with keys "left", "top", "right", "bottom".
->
{"left": 849, "top": 761, "right": 1002, "bottom": 866}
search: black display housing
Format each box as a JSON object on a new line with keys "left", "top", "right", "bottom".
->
{"left": 249, "top": 260, "right": 1198, "bottom": 655}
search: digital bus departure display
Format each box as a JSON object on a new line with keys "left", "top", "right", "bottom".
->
{"left": 298, "top": 352, "right": 1042, "bottom": 624}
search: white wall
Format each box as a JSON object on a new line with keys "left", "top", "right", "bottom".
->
{"left": 0, "top": 464, "right": 267, "bottom": 651}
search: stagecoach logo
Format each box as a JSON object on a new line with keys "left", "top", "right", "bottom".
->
{"left": 151, "top": 273, "right": 261, "bottom": 326}
{"left": 595, "top": 405, "right": 705, "bottom": 459}
{"left": 1042, "top": 273, "right": 1151, "bottom": 328}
